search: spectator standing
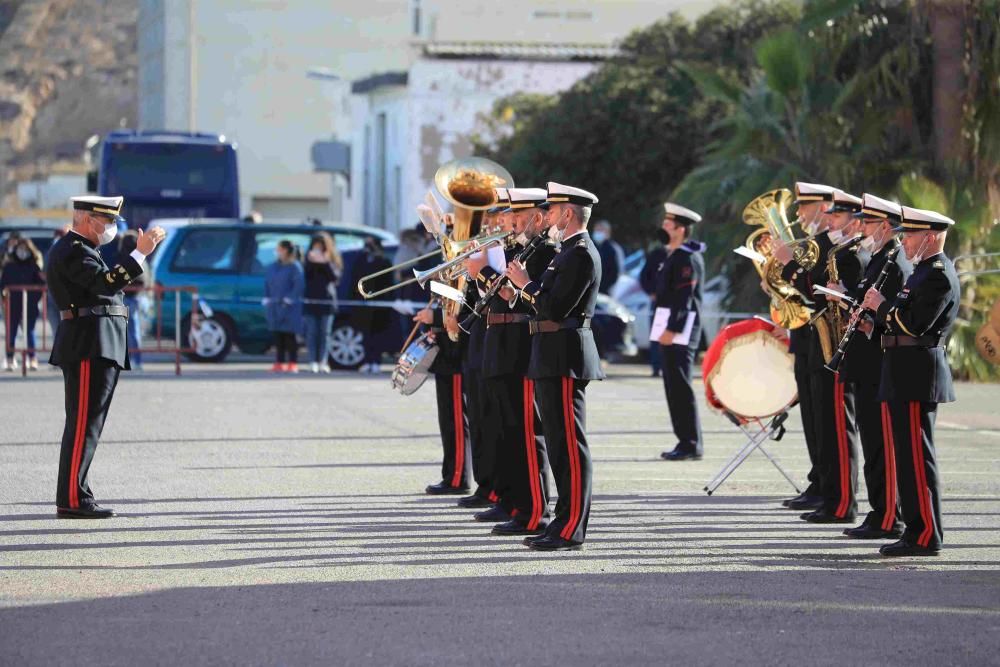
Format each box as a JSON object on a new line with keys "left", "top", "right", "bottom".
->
{"left": 303, "top": 232, "right": 342, "bottom": 373}
{"left": 640, "top": 241, "right": 669, "bottom": 377}
{"left": 350, "top": 237, "right": 393, "bottom": 373}
{"left": 117, "top": 231, "right": 150, "bottom": 371}
{"left": 44, "top": 226, "right": 70, "bottom": 336}
{"left": 264, "top": 240, "right": 305, "bottom": 373}
{"left": 593, "top": 220, "right": 624, "bottom": 295}
{"left": 1, "top": 237, "right": 45, "bottom": 371}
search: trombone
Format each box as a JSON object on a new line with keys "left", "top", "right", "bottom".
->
{"left": 356, "top": 231, "right": 511, "bottom": 299}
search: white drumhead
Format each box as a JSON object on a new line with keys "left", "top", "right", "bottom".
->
{"left": 707, "top": 330, "right": 797, "bottom": 419}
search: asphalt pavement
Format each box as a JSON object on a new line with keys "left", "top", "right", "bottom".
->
{"left": 1, "top": 361, "right": 998, "bottom": 665}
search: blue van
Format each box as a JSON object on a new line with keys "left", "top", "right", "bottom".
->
{"left": 150, "top": 220, "right": 401, "bottom": 366}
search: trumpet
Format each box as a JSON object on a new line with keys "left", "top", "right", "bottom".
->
{"left": 356, "top": 231, "right": 511, "bottom": 299}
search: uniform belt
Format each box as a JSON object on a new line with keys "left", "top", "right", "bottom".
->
{"left": 881, "top": 334, "right": 943, "bottom": 349}
{"left": 529, "top": 317, "right": 591, "bottom": 335}
{"left": 487, "top": 313, "right": 530, "bottom": 326}
{"left": 60, "top": 305, "right": 129, "bottom": 321}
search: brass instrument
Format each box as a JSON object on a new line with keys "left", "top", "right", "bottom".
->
{"left": 433, "top": 157, "right": 514, "bottom": 340}
{"left": 814, "top": 233, "right": 863, "bottom": 363}
{"left": 743, "top": 189, "right": 820, "bottom": 329}
{"left": 356, "top": 232, "right": 509, "bottom": 299}
{"left": 411, "top": 232, "right": 512, "bottom": 289}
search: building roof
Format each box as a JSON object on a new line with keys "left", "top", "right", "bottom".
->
{"left": 422, "top": 41, "right": 620, "bottom": 62}
{"left": 351, "top": 72, "right": 409, "bottom": 94}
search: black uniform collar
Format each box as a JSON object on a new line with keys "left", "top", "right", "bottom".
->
{"left": 916, "top": 251, "right": 944, "bottom": 267}
{"left": 68, "top": 230, "right": 96, "bottom": 249}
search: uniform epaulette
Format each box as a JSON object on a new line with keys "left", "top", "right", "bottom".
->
{"left": 72, "top": 240, "right": 82, "bottom": 246}
{"left": 933, "top": 260, "right": 944, "bottom": 269}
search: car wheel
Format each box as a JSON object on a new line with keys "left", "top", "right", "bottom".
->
{"left": 183, "top": 314, "right": 234, "bottom": 363}
{"left": 327, "top": 322, "right": 365, "bottom": 369}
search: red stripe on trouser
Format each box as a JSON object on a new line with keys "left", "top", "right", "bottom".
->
{"left": 834, "top": 376, "right": 850, "bottom": 518}
{"left": 880, "top": 403, "right": 898, "bottom": 531}
{"left": 909, "top": 402, "right": 935, "bottom": 547}
{"left": 488, "top": 491, "right": 498, "bottom": 503}
{"left": 68, "top": 360, "right": 90, "bottom": 509}
{"left": 451, "top": 375, "right": 464, "bottom": 488}
{"left": 560, "top": 377, "right": 582, "bottom": 541}
{"left": 523, "top": 378, "right": 543, "bottom": 529}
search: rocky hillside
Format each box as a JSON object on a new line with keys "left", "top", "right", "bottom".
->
{"left": 0, "top": 0, "right": 136, "bottom": 205}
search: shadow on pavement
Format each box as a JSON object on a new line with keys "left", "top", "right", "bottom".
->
{"left": 1, "top": 572, "right": 998, "bottom": 666}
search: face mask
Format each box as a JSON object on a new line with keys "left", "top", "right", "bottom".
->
{"left": 827, "top": 228, "right": 843, "bottom": 244}
{"left": 655, "top": 228, "right": 670, "bottom": 244}
{"left": 98, "top": 224, "right": 117, "bottom": 246}
{"left": 308, "top": 249, "right": 325, "bottom": 262}
{"left": 592, "top": 231, "right": 608, "bottom": 244}
{"left": 15, "top": 247, "right": 31, "bottom": 260}
{"left": 860, "top": 235, "right": 877, "bottom": 253}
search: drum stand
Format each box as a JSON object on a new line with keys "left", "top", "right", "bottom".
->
{"left": 704, "top": 411, "right": 801, "bottom": 496}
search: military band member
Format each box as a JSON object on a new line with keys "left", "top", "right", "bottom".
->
{"left": 466, "top": 187, "right": 556, "bottom": 535}
{"left": 655, "top": 203, "right": 706, "bottom": 461}
{"left": 456, "top": 191, "right": 510, "bottom": 509}
{"left": 772, "top": 182, "right": 835, "bottom": 510}
{"left": 507, "top": 182, "right": 603, "bottom": 551}
{"left": 50, "top": 196, "right": 166, "bottom": 518}
{"left": 837, "top": 194, "right": 910, "bottom": 539}
{"left": 801, "top": 188, "right": 864, "bottom": 524}
{"left": 861, "top": 206, "right": 959, "bottom": 557}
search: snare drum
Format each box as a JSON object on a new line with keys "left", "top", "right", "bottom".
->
{"left": 391, "top": 333, "right": 439, "bottom": 396}
{"left": 702, "top": 318, "right": 797, "bottom": 422}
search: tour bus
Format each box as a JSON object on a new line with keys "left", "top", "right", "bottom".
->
{"left": 91, "top": 130, "right": 240, "bottom": 230}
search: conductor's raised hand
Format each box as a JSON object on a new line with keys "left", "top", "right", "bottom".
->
{"left": 137, "top": 226, "right": 167, "bottom": 255}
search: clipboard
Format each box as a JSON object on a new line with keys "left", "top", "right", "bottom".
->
{"left": 649, "top": 307, "right": 696, "bottom": 346}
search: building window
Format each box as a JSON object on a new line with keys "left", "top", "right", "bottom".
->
{"left": 376, "top": 112, "right": 387, "bottom": 229}
{"left": 411, "top": 0, "right": 421, "bottom": 36}
{"left": 533, "top": 10, "right": 560, "bottom": 19}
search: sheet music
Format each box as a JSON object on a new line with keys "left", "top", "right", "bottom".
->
{"left": 649, "top": 307, "right": 696, "bottom": 346}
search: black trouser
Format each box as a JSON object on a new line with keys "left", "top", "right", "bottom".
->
{"left": 465, "top": 367, "right": 500, "bottom": 500}
{"left": 56, "top": 358, "right": 120, "bottom": 509}
{"left": 274, "top": 332, "right": 298, "bottom": 363}
{"left": 434, "top": 373, "right": 469, "bottom": 489}
{"left": 488, "top": 375, "right": 550, "bottom": 529}
{"left": 534, "top": 377, "right": 591, "bottom": 543}
{"left": 854, "top": 382, "right": 901, "bottom": 530}
{"left": 810, "top": 368, "right": 859, "bottom": 518}
{"left": 660, "top": 343, "right": 702, "bottom": 454}
{"left": 884, "top": 400, "right": 942, "bottom": 549}
{"left": 793, "top": 348, "right": 820, "bottom": 495}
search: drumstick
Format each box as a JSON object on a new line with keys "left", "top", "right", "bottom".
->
{"left": 398, "top": 297, "right": 437, "bottom": 354}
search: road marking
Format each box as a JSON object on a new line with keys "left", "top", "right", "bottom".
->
{"left": 695, "top": 597, "right": 1000, "bottom": 617}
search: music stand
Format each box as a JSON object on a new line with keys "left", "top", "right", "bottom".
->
{"left": 704, "top": 409, "right": 801, "bottom": 496}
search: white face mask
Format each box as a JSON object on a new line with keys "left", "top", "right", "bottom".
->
{"left": 907, "top": 236, "right": 930, "bottom": 264}
{"left": 860, "top": 235, "right": 877, "bottom": 252}
{"left": 592, "top": 231, "right": 608, "bottom": 244}
{"left": 98, "top": 223, "right": 118, "bottom": 246}
{"left": 15, "top": 247, "right": 31, "bottom": 261}
{"left": 827, "top": 228, "right": 843, "bottom": 243}
{"left": 308, "top": 248, "right": 325, "bottom": 262}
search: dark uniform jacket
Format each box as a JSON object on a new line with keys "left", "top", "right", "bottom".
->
{"left": 428, "top": 303, "right": 466, "bottom": 375}
{"left": 838, "top": 240, "right": 910, "bottom": 385}
{"left": 521, "top": 231, "right": 604, "bottom": 381}
{"left": 654, "top": 240, "right": 706, "bottom": 349}
{"left": 480, "top": 241, "right": 558, "bottom": 379}
{"left": 46, "top": 232, "right": 142, "bottom": 370}
{"left": 462, "top": 279, "right": 487, "bottom": 374}
{"left": 875, "top": 252, "right": 959, "bottom": 403}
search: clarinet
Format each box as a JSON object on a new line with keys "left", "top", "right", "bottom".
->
{"left": 459, "top": 232, "right": 549, "bottom": 331}
{"left": 825, "top": 244, "right": 901, "bottom": 373}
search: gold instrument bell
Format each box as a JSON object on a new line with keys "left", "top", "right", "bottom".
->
{"left": 743, "top": 188, "right": 820, "bottom": 329}
{"left": 433, "top": 157, "right": 514, "bottom": 341}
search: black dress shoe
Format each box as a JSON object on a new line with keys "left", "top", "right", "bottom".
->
{"left": 801, "top": 509, "right": 856, "bottom": 524}
{"left": 425, "top": 481, "right": 470, "bottom": 495}
{"left": 660, "top": 448, "right": 702, "bottom": 461}
{"left": 786, "top": 494, "right": 824, "bottom": 510}
{"left": 57, "top": 505, "right": 115, "bottom": 519}
{"left": 879, "top": 539, "right": 941, "bottom": 557}
{"left": 457, "top": 494, "right": 493, "bottom": 509}
{"left": 524, "top": 535, "right": 583, "bottom": 551}
{"left": 473, "top": 506, "right": 511, "bottom": 523}
{"left": 491, "top": 519, "right": 547, "bottom": 536}
{"left": 843, "top": 522, "right": 903, "bottom": 540}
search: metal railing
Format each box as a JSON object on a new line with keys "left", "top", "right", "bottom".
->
{"left": 2, "top": 285, "right": 201, "bottom": 377}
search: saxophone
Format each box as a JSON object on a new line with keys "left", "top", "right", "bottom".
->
{"left": 816, "top": 234, "right": 863, "bottom": 362}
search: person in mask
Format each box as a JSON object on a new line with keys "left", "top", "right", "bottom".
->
{"left": 302, "top": 232, "right": 342, "bottom": 373}
{"left": 349, "top": 237, "right": 393, "bottom": 373}
{"left": 770, "top": 182, "right": 836, "bottom": 512}
{"left": 47, "top": 195, "right": 166, "bottom": 518}
{"left": 861, "top": 206, "right": 959, "bottom": 557}
{"left": 592, "top": 220, "right": 623, "bottom": 295}
{"left": 1, "top": 237, "right": 44, "bottom": 371}
{"left": 264, "top": 239, "right": 305, "bottom": 373}
{"left": 835, "top": 194, "right": 911, "bottom": 540}
{"left": 654, "top": 203, "right": 707, "bottom": 461}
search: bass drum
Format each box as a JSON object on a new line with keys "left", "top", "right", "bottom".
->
{"left": 702, "top": 318, "right": 797, "bottom": 423}
{"left": 391, "top": 332, "right": 439, "bottom": 396}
